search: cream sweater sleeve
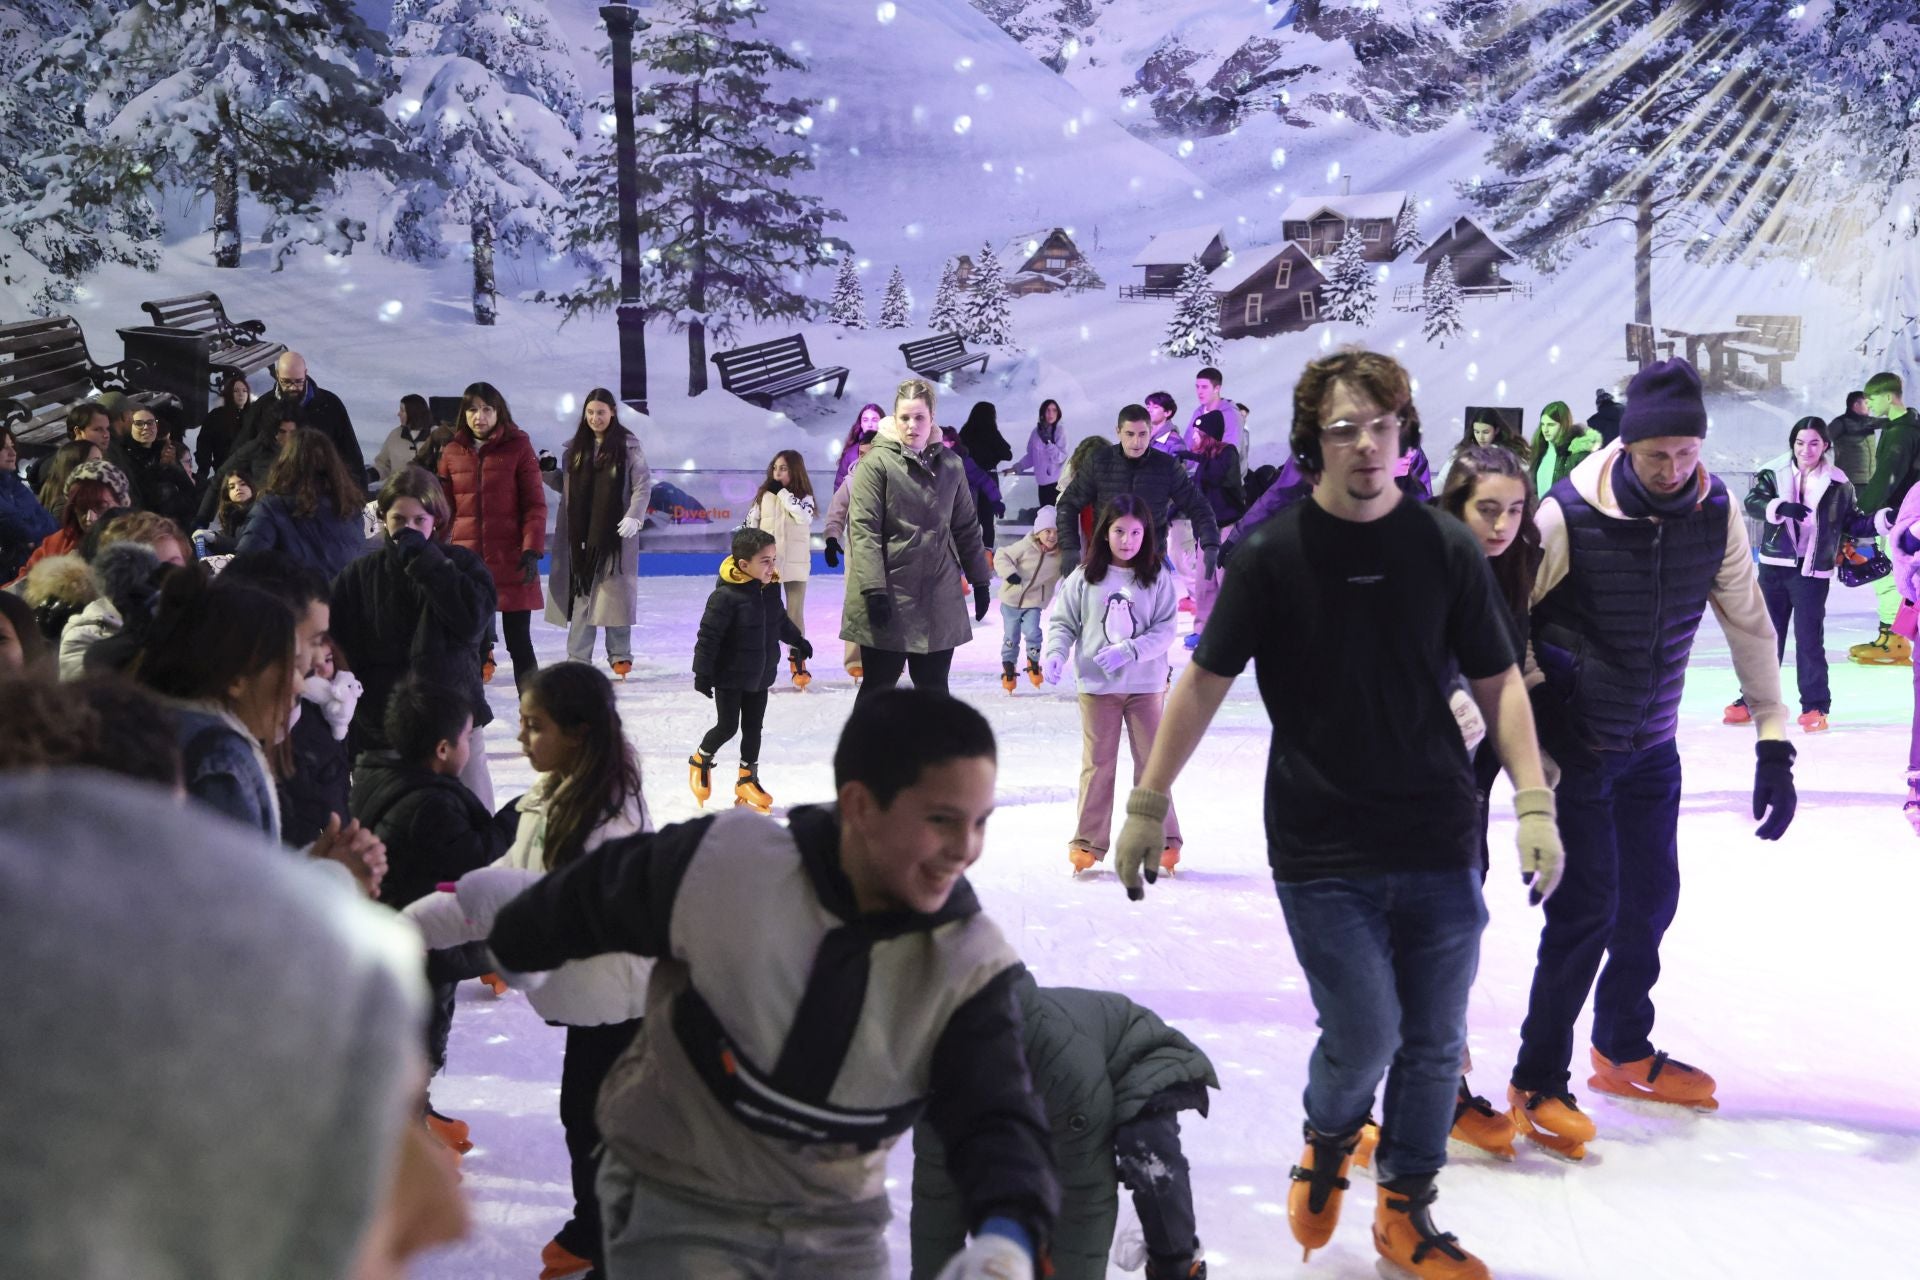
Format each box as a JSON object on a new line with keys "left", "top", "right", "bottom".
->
{"left": 1710, "top": 513, "right": 1789, "bottom": 740}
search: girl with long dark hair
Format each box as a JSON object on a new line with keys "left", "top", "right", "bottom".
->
{"left": 196, "top": 373, "right": 252, "bottom": 474}
{"left": 957, "top": 401, "right": 1010, "bottom": 549}
{"left": 744, "top": 447, "right": 816, "bottom": 687}
{"left": 1433, "top": 442, "right": 1543, "bottom": 1160}
{"left": 439, "top": 381, "right": 547, "bottom": 690}
{"left": 237, "top": 428, "right": 370, "bottom": 578}
{"left": 1012, "top": 398, "right": 1068, "bottom": 505}
{"left": 544, "top": 387, "right": 652, "bottom": 678}
{"left": 404, "top": 662, "right": 648, "bottom": 1280}
{"left": 1042, "top": 494, "right": 1183, "bottom": 876}
{"left": 833, "top": 402, "right": 885, "bottom": 492}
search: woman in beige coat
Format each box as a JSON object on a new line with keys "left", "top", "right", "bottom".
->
{"left": 543, "top": 388, "right": 653, "bottom": 678}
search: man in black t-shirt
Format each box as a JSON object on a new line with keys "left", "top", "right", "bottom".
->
{"left": 1109, "top": 350, "right": 1563, "bottom": 1280}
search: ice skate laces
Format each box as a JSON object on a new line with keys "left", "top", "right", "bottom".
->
{"left": 1384, "top": 1183, "right": 1469, "bottom": 1264}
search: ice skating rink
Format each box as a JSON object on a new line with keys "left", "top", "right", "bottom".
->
{"left": 417, "top": 572, "right": 1918, "bottom": 1280}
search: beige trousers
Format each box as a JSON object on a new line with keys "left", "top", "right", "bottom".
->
{"left": 1072, "top": 691, "right": 1182, "bottom": 853}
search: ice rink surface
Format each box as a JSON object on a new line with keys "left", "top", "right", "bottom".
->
{"left": 415, "top": 572, "right": 1918, "bottom": 1280}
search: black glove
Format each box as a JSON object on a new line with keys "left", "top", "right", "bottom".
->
{"left": 824, "top": 536, "right": 841, "bottom": 568}
{"left": 791, "top": 636, "right": 814, "bottom": 661}
{"left": 1006, "top": 572, "right": 1022, "bottom": 585}
{"left": 992, "top": 500, "right": 1006, "bottom": 517}
{"left": 390, "top": 527, "right": 428, "bottom": 561}
{"left": 768, "top": 478, "right": 785, "bottom": 493}
{"left": 1774, "top": 501, "right": 1811, "bottom": 521}
{"left": 973, "top": 584, "right": 992, "bottom": 621}
{"left": 865, "top": 591, "right": 893, "bottom": 631}
{"left": 538, "top": 451, "right": 558, "bottom": 472}
{"left": 1203, "top": 544, "right": 1219, "bottom": 577}
{"left": 1752, "top": 739, "right": 1797, "bottom": 840}
{"left": 694, "top": 674, "right": 713, "bottom": 699}
{"left": 1217, "top": 538, "right": 1237, "bottom": 567}
{"left": 519, "top": 549, "right": 541, "bottom": 584}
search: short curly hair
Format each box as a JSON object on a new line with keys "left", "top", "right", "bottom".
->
{"left": 1289, "top": 348, "right": 1421, "bottom": 473}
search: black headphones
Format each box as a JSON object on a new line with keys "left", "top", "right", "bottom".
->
{"left": 1291, "top": 402, "right": 1423, "bottom": 473}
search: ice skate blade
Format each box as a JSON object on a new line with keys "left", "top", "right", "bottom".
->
{"left": 1586, "top": 1076, "right": 1719, "bottom": 1112}
{"left": 1447, "top": 1135, "right": 1516, "bottom": 1162}
{"left": 1518, "top": 1130, "right": 1588, "bottom": 1162}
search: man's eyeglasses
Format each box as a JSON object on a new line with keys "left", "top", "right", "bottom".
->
{"left": 278, "top": 378, "right": 308, "bottom": 392}
{"left": 1321, "top": 412, "right": 1401, "bottom": 447}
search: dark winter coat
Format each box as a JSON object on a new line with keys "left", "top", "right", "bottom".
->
{"left": 121, "top": 436, "right": 199, "bottom": 528}
{"left": 1533, "top": 469, "right": 1734, "bottom": 754}
{"left": 1588, "top": 395, "right": 1624, "bottom": 445}
{"left": 1828, "top": 409, "right": 1882, "bottom": 487}
{"left": 909, "top": 968, "right": 1217, "bottom": 1280}
{"left": 1180, "top": 445, "right": 1245, "bottom": 527}
{"left": 236, "top": 493, "right": 371, "bottom": 580}
{"left": 195, "top": 428, "right": 280, "bottom": 528}
{"left": 196, "top": 402, "right": 247, "bottom": 475}
{"left": 693, "top": 557, "right": 805, "bottom": 691}
{"left": 329, "top": 535, "right": 497, "bottom": 754}
{"left": 351, "top": 752, "right": 506, "bottom": 910}
{"left": 840, "top": 433, "right": 993, "bottom": 653}
{"left": 242, "top": 380, "right": 365, "bottom": 480}
{"left": 1744, "top": 456, "right": 1880, "bottom": 576}
{"left": 437, "top": 423, "right": 548, "bottom": 614}
{"left": 1860, "top": 409, "right": 1920, "bottom": 516}
{"left": 1054, "top": 442, "right": 1219, "bottom": 562}
{"left": 0, "top": 469, "right": 56, "bottom": 583}
{"left": 279, "top": 702, "right": 351, "bottom": 849}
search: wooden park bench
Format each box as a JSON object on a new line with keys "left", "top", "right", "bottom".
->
{"left": 710, "top": 334, "right": 849, "bottom": 409}
{"left": 1725, "top": 314, "right": 1802, "bottom": 389}
{"left": 0, "top": 315, "right": 164, "bottom": 450}
{"left": 140, "top": 290, "right": 287, "bottom": 383}
{"left": 899, "top": 332, "right": 990, "bottom": 379}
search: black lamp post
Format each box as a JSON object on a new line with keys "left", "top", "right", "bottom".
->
{"left": 602, "top": 2, "right": 650, "bottom": 413}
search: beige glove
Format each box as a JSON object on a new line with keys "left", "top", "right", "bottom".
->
{"left": 1514, "top": 787, "right": 1564, "bottom": 906}
{"left": 1114, "top": 788, "right": 1171, "bottom": 902}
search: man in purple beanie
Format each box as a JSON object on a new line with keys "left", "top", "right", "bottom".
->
{"left": 1506, "top": 357, "right": 1797, "bottom": 1159}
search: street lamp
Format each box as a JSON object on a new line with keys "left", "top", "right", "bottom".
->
{"left": 602, "top": 2, "right": 650, "bottom": 413}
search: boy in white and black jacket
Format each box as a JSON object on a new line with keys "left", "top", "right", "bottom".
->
{"left": 485, "top": 688, "right": 1060, "bottom": 1280}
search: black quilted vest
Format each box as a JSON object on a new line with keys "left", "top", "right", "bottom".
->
{"left": 1532, "top": 473, "right": 1730, "bottom": 753}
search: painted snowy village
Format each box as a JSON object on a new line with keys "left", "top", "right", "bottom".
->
{"left": 3, "top": 1, "right": 1919, "bottom": 1279}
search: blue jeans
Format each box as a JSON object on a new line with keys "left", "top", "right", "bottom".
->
{"left": 1000, "top": 604, "right": 1041, "bottom": 665}
{"left": 1274, "top": 869, "right": 1487, "bottom": 1182}
{"left": 1513, "top": 738, "right": 1683, "bottom": 1092}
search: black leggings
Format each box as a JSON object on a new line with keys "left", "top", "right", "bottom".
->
{"left": 1115, "top": 1106, "right": 1200, "bottom": 1267}
{"left": 555, "top": 1018, "right": 643, "bottom": 1264}
{"left": 855, "top": 646, "right": 954, "bottom": 705}
{"left": 1038, "top": 482, "right": 1059, "bottom": 507}
{"left": 700, "top": 687, "right": 768, "bottom": 762}
{"left": 490, "top": 609, "right": 538, "bottom": 689}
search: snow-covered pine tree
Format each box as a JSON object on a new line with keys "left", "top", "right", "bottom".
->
{"left": 960, "top": 241, "right": 1015, "bottom": 349}
{"left": 1062, "top": 259, "right": 1105, "bottom": 293}
{"left": 0, "top": 0, "right": 163, "bottom": 311}
{"left": 1163, "top": 257, "right": 1221, "bottom": 361}
{"left": 1393, "top": 198, "right": 1425, "bottom": 256}
{"left": 878, "top": 266, "right": 911, "bottom": 329}
{"left": 548, "top": 0, "right": 843, "bottom": 395}
{"left": 382, "top": 0, "right": 580, "bottom": 325}
{"left": 37, "top": 0, "right": 399, "bottom": 269}
{"left": 1422, "top": 256, "right": 1464, "bottom": 347}
{"left": 928, "top": 262, "right": 964, "bottom": 335}
{"left": 1323, "top": 231, "right": 1378, "bottom": 326}
{"left": 828, "top": 256, "right": 867, "bottom": 328}
{"left": 1460, "top": 0, "right": 1806, "bottom": 324}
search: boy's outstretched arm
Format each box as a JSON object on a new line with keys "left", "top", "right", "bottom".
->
{"left": 488, "top": 816, "right": 714, "bottom": 973}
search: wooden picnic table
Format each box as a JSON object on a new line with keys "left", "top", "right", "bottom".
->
{"left": 1659, "top": 320, "right": 1759, "bottom": 389}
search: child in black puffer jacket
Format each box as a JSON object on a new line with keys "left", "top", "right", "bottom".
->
{"left": 689, "top": 527, "right": 810, "bottom": 814}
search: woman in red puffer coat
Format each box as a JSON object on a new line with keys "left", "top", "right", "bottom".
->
{"left": 438, "top": 381, "right": 548, "bottom": 691}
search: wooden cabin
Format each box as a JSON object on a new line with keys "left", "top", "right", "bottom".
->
{"left": 1208, "top": 242, "right": 1327, "bottom": 338}
{"left": 1127, "top": 225, "right": 1229, "bottom": 297}
{"left": 1415, "top": 216, "right": 1520, "bottom": 292}
{"left": 1280, "top": 190, "right": 1409, "bottom": 262}
{"left": 1001, "top": 227, "right": 1087, "bottom": 296}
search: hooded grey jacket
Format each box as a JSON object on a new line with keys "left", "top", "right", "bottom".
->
{"left": 0, "top": 770, "right": 426, "bottom": 1280}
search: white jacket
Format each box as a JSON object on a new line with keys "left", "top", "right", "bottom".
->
{"left": 747, "top": 488, "right": 816, "bottom": 583}
{"left": 1042, "top": 564, "right": 1179, "bottom": 695}
{"left": 406, "top": 778, "right": 652, "bottom": 1026}
{"left": 58, "top": 597, "right": 120, "bottom": 681}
